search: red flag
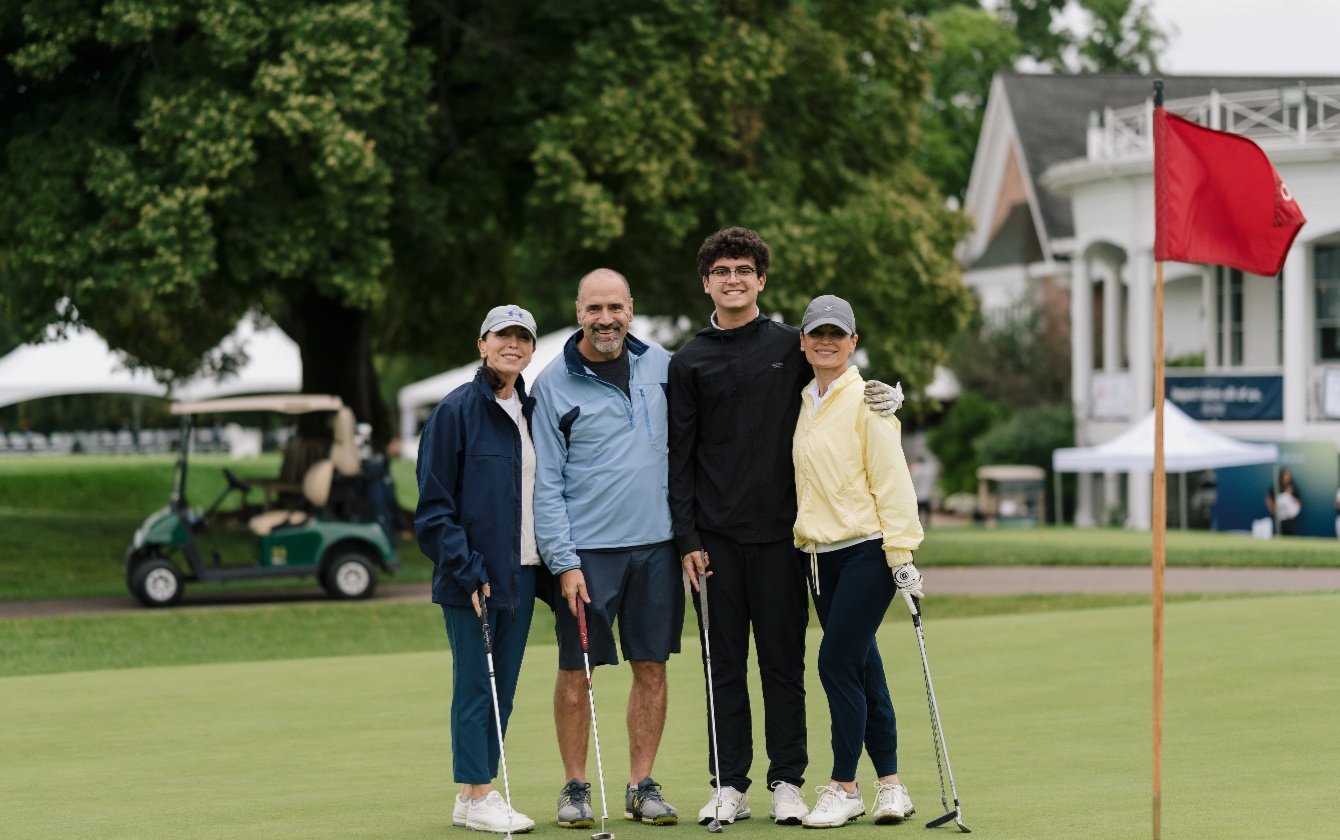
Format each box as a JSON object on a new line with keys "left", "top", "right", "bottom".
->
{"left": 1154, "top": 108, "right": 1306, "bottom": 276}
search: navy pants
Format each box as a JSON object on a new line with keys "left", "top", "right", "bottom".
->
{"left": 812, "top": 539, "right": 899, "bottom": 782}
{"left": 693, "top": 533, "right": 809, "bottom": 793}
{"left": 442, "top": 567, "right": 536, "bottom": 783}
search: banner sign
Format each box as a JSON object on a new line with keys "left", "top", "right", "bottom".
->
{"left": 1166, "top": 375, "right": 1283, "bottom": 421}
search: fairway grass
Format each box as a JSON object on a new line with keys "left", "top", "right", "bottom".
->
{"left": 3, "top": 594, "right": 1337, "bottom": 839}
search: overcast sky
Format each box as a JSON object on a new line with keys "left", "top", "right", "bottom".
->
{"left": 1153, "top": 0, "right": 1339, "bottom": 75}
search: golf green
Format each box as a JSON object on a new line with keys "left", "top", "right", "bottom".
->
{"left": 3, "top": 594, "right": 1335, "bottom": 839}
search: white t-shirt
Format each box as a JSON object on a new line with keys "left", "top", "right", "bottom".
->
{"left": 496, "top": 394, "right": 541, "bottom": 567}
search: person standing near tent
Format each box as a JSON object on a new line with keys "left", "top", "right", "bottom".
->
{"left": 1265, "top": 468, "right": 1302, "bottom": 536}
{"left": 532, "top": 268, "right": 683, "bottom": 828}
{"left": 790, "top": 294, "right": 925, "bottom": 828}
{"left": 415, "top": 304, "right": 542, "bottom": 834}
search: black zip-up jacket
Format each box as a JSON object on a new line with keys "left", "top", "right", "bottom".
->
{"left": 668, "top": 313, "right": 810, "bottom": 555}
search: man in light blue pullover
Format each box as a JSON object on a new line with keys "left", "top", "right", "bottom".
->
{"left": 532, "top": 268, "right": 683, "bottom": 828}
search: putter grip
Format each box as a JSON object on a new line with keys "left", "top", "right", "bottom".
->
{"left": 577, "top": 599, "right": 589, "bottom": 650}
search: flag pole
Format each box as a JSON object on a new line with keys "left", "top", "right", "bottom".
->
{"left": 1151, "top": 78, "right": 1167, "bottom": 840}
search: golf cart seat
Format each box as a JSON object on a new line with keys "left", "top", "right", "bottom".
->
{"left": 248, "top": 459, "right": 334, "bottom": 536}
{"left": 330, "top": 406, "right": 361, "bottom": 477}
{"left": 257, "top": 406, "right": 361, "bottom": 506}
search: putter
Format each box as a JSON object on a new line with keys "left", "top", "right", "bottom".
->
{"left": 698, "top": 571, "right": 724, "bottom": 833}
{"left": 478, "top": 596, "right": 517, "bottom": 839}
{"left": 903, "top": 592, "right": 971, "bottom": 833}
{"left": 576, "top": 600, "right": 614, "bottom": 840}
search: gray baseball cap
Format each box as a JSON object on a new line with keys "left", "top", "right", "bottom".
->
{"left": 479, "top": 304, "right": 538, "bottom": 340}
{"left": 801, "top": 294, "right": 855, "bottom": 334}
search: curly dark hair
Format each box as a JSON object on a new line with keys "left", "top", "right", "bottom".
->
{"left": 696, "top": 226, "right": 771, "bottom": 277}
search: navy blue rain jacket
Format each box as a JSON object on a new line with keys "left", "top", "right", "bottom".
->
{"left": 414, "top": 369, "right": 536, "bottom": 610}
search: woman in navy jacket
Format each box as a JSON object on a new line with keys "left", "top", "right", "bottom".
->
{"left": 415, "top": 304, "right": 542, "bottom": 834}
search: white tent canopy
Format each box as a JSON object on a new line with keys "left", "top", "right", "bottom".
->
{"left": 398, "top": 315, "right": 690, "bottom": 445}
{"left": 0, "top": 313, "right": 301, "bottom": 410}
{"left": 1052, "top": 400, "right": 1278, "bottom": 473}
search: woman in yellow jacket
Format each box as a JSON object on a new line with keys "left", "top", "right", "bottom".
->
{"left": 791, "top": 294, "right": 925, "bottom": 829}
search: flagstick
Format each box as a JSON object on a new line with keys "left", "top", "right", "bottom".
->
{"left": 1152, "top": 259, "right": 1166, "bottom": 840}
{"left": 1151, "top": 79, "right": 1167, "bottom": 840}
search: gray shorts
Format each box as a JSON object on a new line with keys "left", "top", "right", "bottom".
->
{"left": 554, "top": 541, "right": 684, "bottom": 669}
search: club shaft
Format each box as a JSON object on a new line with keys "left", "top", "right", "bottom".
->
{"left": 699, "top": 574, "right": 723, "bottom": 826}
{"left": 912, "top": 610, "right": 965, "bottom": 824}
{"left": 480, "top": 604, "right": 515, "bottom": 837}
{"left": 578, "top": 601, "right": 610, "bottom": 827}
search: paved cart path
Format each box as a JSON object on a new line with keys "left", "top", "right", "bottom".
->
{"left": 4, "top": 566, "right": 1340, "bottom": 619}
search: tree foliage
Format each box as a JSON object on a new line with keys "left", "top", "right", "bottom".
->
{"left": 394, "top": 0, "right": 973, "bottom": 388}
{"left": 2, "top": 1, "right": 976, "bottom": 439}
{"left": 0, "top": 1, "right": 437, "bottom": 440}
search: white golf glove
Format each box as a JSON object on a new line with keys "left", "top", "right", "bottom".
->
{"left": 892, "top": 561, "right": 924, "bottom": 599}
{"left": 864, "top": 380, "right": 904, "bottom": 416}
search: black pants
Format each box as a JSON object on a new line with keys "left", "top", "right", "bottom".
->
{"left": 693, "top": 533, "right": 809, "bottom": 793}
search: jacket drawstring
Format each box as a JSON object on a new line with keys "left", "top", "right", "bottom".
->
{"left": 808, "top": 546, "right": 820, "bottom": 597}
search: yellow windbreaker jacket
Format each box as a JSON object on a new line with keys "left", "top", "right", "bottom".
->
{"left": 792, "top": 365, "right": 923, "bottom": 567}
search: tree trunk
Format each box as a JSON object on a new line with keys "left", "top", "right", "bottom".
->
{"left": 287, "top": 286, "right": 393, "bottom": 452}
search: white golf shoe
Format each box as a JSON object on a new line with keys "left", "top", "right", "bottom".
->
{"left": 453, "top": 793, "right": 471, "bottom": 827}
{"left": 466, "top": 790, "right": 536, "bottom": 834}
{"left": 698, "top": 786, "right": 750, "bottom": 825}
{"left": 800, "top": 784, "right": 865, "bottom": 829}
{"left": 871, "top": 780, "right": 915, "bottom": 824}
{"left": 769, "top": 780, "right": 809, "bottom": 825}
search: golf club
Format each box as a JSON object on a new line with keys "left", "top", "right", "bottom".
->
{"left": 903, "top": 592, "right": 971, "bottom": 833}
{"left": 698, "top": 570, "right": 724, "bottom": 833}
{"left": 576, "top": 599, "right": 614, "bottom": 840}
{"left": 478, "top": 596, "right": 517, "bottom": 839}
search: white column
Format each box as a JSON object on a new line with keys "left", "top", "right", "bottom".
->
{"left": 1127, "top": 250, "right": 1154, "bottom": 529}
{"left": 1103, "top": 259, "right": 1122, "bottom": 371}
{"left": 1201, "top": 265, "right": 1217, "bottom": 368}
{"left": 1070, "top": 248, "right": 1096, "bottom": 526}
{"left": 1101, "top": 253, "right": 1124, "bottom": 526}
{"left": 1282, "top": 246, "right": 1308, "bottom": 438}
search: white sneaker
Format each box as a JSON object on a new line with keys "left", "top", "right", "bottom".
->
{"left": 697, "top": 786, "right": 751, "bottom": 825}
{"left": 800, "top": 784, "right": 865, "bottom": 829}
{"left": 769, "top": 781, "right": 809, "bottom": 825}
{"left": 466, "top": 790, "right": 536, "bottom": 834}
{"left": 872, "top": 780, "right": 915, "bottom": 824}
{"left": 453, "top": 793, "right": 471, "bottom": 827}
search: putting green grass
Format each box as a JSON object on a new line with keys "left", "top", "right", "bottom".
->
{"left": 3, "top": 594, "right": 1336, "bottom": 839}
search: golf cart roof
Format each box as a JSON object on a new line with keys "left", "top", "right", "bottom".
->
{"left": 977, "top": 465, "right": 1046, "bottom": 482}
{"left": 171, "top": 394, "right": 346, "bottom": 416}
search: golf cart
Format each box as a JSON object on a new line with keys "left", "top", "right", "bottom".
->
{"left": 974, "top": 464, "right": 1046, "bottom": 527}
{"left": 125, "top": 394, "right": 400, "bottom": 607}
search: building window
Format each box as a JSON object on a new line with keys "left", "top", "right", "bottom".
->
{"left": 1216, "top": 267, "right": 1244, "bottom": 366}
{"left": 1316, "top": 245, "right": 1340, "bottom": 361}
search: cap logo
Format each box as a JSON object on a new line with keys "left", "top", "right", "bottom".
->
{"left": 824, "top": 305, "right": 833, "bottom": 312}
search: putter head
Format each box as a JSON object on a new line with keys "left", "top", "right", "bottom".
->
{"left": 590, "top": 832, "right": 615, "bottom": 840}
{"left": 926, "top": 809, "right": 971, "bottom": 833}
{"left": 706, "top": 819, "right": 723, "bottom": 833}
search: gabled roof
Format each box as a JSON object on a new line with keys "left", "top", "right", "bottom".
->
{"left": 966, "top": 72, "right": 1340, "bottom": 263}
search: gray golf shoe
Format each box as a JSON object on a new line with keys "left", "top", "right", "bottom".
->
{"left": 557, "top": 779, "right": 595, "bottom": 829}
{"left": 625, "top": 777, "right": 678, "bottom": 825}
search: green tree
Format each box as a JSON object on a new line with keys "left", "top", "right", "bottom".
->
{"left": 412, "top": 0, "right": 973, "bottom": 387}
{"left": 2, "top": 0, "right": 976, "bottom": 439}
{"left": 928, "top": 391, "right": 1007, "bottom": 495}
{"left": 0, "top": 0, "right": 438, "bottom": 444}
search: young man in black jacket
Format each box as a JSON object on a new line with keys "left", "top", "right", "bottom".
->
{"left": 670, "top": 227, "right": 809, "bottom": 825}
{"left": 669, "top": 227, "right": 903, "bottom": 826}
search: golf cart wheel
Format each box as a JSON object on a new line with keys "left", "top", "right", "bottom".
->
{"left": 322, "top": 550, "right": 377, "bottom": 600}
{"left": 130, "top": 558, "right": 184, "bottom": 608}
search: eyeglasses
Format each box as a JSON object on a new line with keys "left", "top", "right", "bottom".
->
{"left": 707, "top": 266, "right": 757, "bottom": 280}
